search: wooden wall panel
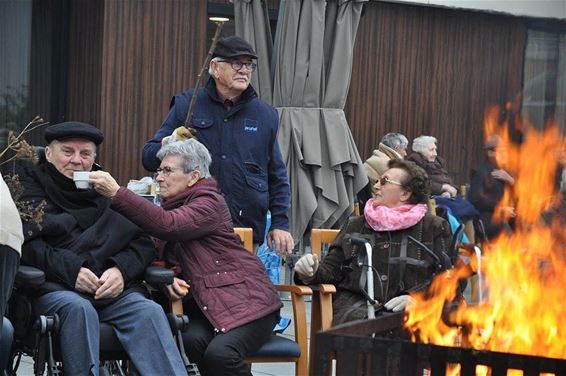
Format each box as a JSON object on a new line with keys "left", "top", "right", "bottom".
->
{"left": 67, "top": 0, "right": 207, "bottom": 184}
{"left": 66, "top": 0, "right": 104, "bottom": 127}
{"left": 345, "top": 2, "right": 526, "bottom": 184}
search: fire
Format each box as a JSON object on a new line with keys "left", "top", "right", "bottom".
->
{"left": 405, "top": 106, "right": 566, "bottom": 373}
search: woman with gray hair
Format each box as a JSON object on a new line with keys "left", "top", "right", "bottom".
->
{"left": 407, "top": 135, "right": 458, "bottom": 198}
{"left": 90, "top": 138, "right": 282, "bottom": 376}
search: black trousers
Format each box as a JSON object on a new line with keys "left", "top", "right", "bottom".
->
{"left": 182, "top": 298, "right": 278, "bottom": 376}
{"left": 0, "top": 245, "right": 19, "bottom": 346}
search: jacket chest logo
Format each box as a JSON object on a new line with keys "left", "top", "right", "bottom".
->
{"left": 244, "top": 119, "right": 258, "bottom": 133}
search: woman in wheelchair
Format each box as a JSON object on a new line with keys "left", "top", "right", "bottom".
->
{"left": 295, "top": 159, "right": 453, "bottom": 325}
{"left": 90, "top": 138, "right": 282, "bottom": 376}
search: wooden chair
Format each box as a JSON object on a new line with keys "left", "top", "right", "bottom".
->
{"left": 308, "top": 229, "right": 339, "bottom": 367}
{"left": 234, "top": 227, "right": 312, "bottom": 376}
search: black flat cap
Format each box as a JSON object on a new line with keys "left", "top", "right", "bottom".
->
{"left": 213, "top": 36, "right": 257, "bottom": 59}
{"left": 44, "top": 121, "right": 104, "bottom": 145}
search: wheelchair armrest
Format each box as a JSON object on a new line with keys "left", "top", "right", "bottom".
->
{"left": 144, "top": 266, "right": 174, "bottom": 286}
{"left": 15, "top": 265, "right": 46, "bottom": 286}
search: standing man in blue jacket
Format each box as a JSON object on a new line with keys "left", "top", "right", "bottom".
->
{"left": 142, "top": 36, "right": 294, "bottom": 253}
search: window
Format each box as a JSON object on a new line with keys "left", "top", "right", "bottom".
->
{"left": 522, "top": 29, "right": 566, "bottom": 131}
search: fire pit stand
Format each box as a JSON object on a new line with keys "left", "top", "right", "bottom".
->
{"left": 311, "top": 312, "right": 566, "bottom": 376}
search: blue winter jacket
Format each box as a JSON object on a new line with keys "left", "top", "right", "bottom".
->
{"left": 142, "top": 78, "right": 290, "bottom": 243}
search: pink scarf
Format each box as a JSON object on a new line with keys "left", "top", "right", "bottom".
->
{"left": 364, "top": 201, "right": 427, "bottom": 232}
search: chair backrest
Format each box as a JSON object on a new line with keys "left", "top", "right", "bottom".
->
{"left": 234, "top": 227, "right": 253, "bottom": 253}
{"left": 310, "top": 229, "right": 340, "bottom": 260}
{"left": 308, "top": 229, "right": 339, "bottom": 368}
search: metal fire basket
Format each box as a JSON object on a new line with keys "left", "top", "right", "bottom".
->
{"left": 311, "top": 312, "right": 566, "bottom": 376}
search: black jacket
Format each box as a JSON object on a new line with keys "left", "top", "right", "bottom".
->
{"left": 17, "top": 162, "right": 156, "bottom": 301}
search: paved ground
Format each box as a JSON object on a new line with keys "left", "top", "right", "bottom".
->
{"left": 11, "top": 299, "right": 306, "bottom": 376}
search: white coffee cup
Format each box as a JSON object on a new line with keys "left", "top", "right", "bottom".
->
{"left": 73, "top": 171, "right": 91, "bottom": 189}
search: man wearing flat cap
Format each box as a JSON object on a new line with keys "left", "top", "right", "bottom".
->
{"left": 16, "top": 121, "right": 186, "bottom": 375}
{"left": 142, "top": 35, "right": 294, "bottom": 253}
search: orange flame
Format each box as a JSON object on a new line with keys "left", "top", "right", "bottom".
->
{"left": 405, "top": 106, "right": 566, "bottom": 373}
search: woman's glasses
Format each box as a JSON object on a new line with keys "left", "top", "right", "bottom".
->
{"left": 379, "top": 176, "right": 404, "bottom": 187}
{"left": 155, "top": 166, "right": 183, "bottom": 177}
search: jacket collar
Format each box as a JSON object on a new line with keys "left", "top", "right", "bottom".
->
{"left": 161, "top": 177, "right": 219, "bottom": 210}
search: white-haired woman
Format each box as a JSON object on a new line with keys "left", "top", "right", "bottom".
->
{"left": 407, "top": 135, "right": 458, "bottom": 198}
{"left": 90, "top": 139, "right": 281, "bottom": 376}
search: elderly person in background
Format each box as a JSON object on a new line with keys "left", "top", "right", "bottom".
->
{"left": 358, "top": 132, "right": 409, "bottom": 208}
{"left": 364, "top": 132, "right": 409, "bottom": 189}
{"left": 16, "top": 121, "right": 186, "bottom": 375}
{"left": 142, "top": 36, "right": 293, "bottom": 253}
{"left": 294, "top": 159, "right": 452, "bottom": 325}
{"left": 407, "top": 135, "right": 458, "bottom": 198}
{"left": 91, "top": 139, "right": 282, "bottom": 376}
{"left": 469, "top": 135, "right": 516, "bottom": 239}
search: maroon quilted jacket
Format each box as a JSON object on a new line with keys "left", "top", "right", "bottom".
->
{"left": 111, "top": 178, "right": 282, "bottom": 332}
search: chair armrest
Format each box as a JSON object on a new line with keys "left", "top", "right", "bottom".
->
{"left": 274, "top": 284, "right": 312, "bottom": 296}
{"left": 309, "top": 283, "right": 336, "bottom": 331}
{"left": 144, "top": 266, "right": 174, "bottom": 286}
{"left": 15, "top": 265, "right": 45, "bottom": 287}
{"left": 309, "top": 283, "right": 336, "bottom": 367}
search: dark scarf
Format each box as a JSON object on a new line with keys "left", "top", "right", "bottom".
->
{"left": 37, "top": 163, "right": 110, "bottom": 229}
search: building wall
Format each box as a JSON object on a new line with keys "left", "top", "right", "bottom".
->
{"left": 61, "top": 0, "right": 534, "bottom": 186}
{"left": 345, "top": 2, "right": 526, "bottom": 183}
{"left": 66, "top": 0, "right": 207, "bottom": 184}
{"left": 388, "top": 0, "right": 566, "bottom": 20}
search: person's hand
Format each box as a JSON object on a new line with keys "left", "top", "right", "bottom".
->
{"left": 441, "top": 184, "right": 458, "bottom": 197}
{"left": 491, "top": 169, "right": 514, "bottom": 185}
{"left": 75, "top": 267, "right": 101, "bottom": 294}
{"left": 499, "top": 206, "right": 516, "bottom": 220}
{"left": 161, "top": 126, "right": 196, "bottom": 146}
{"left": 384, "top": 295, "right": 415, "bottom": 312}
{"left": 294, "top": 254, "right": 319, "bottom": 279}
{"left": 89, "top": 171, "right": 121, "bottom": 198}
{"left": 165, "top": 277, "right": 190, "bottom": 301}
{"left": 267, "top": 229, "right": 294, "bottom": 256}
{"left": 95, "top": 267, "right": 124, "bottom": 300}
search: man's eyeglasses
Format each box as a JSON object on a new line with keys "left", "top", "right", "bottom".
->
{"left": 379, "top": 176, "right": 404, "bottom": 187}
{"left": 217, "top": 59, "right": 257, "bottom": 72}
{"left": 155, "top": 166, "right": 183, "bottom": 177}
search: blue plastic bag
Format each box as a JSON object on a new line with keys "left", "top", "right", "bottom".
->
{"left": 257, "top": 213, "right": 281, "bottom": 284}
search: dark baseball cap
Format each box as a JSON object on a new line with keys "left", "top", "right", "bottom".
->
{"left": 44, "top": 121, "right": 104, "bottom": 145}
{"left": 212, "top": 36, "right": 257, "bottom": 59}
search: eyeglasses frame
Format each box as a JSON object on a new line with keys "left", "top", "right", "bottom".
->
{"left": 216, "top": 59, "right": 257, "bottom": 72}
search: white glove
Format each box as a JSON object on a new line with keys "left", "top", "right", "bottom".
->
{"left": 294, "top": 254, "right": 319, "bottom": 279}
{"left": 441, "top": 184, "right": 458, "bottom": 198}
{"left": 384, "top": 295, "right": 414, "bottom": 312}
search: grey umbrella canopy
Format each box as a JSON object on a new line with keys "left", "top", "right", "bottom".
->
{"left": 271, "top": 0, "right": 368, "bottom": 242}
{"left": 234, "top": 0, "right": 274, "bottom": 104}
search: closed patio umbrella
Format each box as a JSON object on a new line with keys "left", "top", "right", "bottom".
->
{"left": 271, "top": 0, "right": 369, "bottom": 242}
{"left": 234, "top": 0, "right": 273, "bottom": 104}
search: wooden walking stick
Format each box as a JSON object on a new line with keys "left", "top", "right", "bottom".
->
{"left": 178, "top": 18, "right": 228, "bottom": 138}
